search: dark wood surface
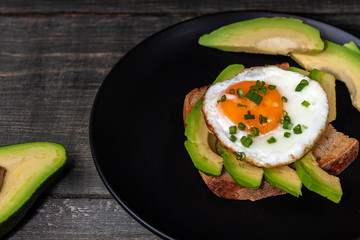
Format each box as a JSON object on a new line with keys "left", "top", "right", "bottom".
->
{"left": 0, "top": 1, "right": 359, "bottom": 239}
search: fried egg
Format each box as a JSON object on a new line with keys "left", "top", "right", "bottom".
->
{"left": 202, "top": 66, "right": 328, "bottom": 168}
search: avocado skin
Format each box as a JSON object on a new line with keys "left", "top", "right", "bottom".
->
{"left": 293, "top": 152, "right": 342, "bottom": 203}
{"left": 0, "top": 142, "right": 67, "bottom": 237}
{"left": 220, "top": 145, "right": 263, "bottom": 189}
{"left": 263, "top": 166, "right": 302, "bottom": 197}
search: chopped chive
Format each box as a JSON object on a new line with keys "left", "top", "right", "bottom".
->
{"left": 301, "top": 100, "right": 310, "bottom": 107}
{"left": 229, "top": 135, "right": 237, "bottom": 142}
{"left": 234, "top": 152, "right": 246, "bottom": 161}
{"left": 268, "top": 85, "right": 276, "bottom": 90}
{"left": 259, "top": 115, "right": 268, "bottom": 124}
{"left": 293, "top": 124, "right": 302, "bottom": 134}
{"left": 282, "top": 121, "right": 294, "bottom": 130}
{"left": 302, "top": 125, "right": 308, "bottom": 129}
{"left": 238, "top": 122, "right": 246, "bottom": 131}
{"left": 229, "top": 126, "right": 237, "bottom": 134}
{"left": 237, "top": 103, "right": 247, "bottom": 108}
{"left": 282, "top": 96, "right": 288, "bottom": 102}
{"left": 240, "top": 135, "right": 253, "bottom": 148}
{"left": 229, "top": 89, "right": 235, "bottom": 94}
{"left": 217, "top": 94, "right": 227, "bottom": 103}
{"left": 279, "top": 119, "right": 284, "bottom": 124}
{"left": 244, "top": 110, "right": 255, "bottom": 120}
{"left": 259, "top": 86, "right": 268, "bottom": 95}
{"left": 282, "top": 110, "right": 288, "bottom": 117}
{"left": 237, "top": 88, "right": 244, "bottom": 98}
{"left": 267, "top": 137, "right": 277, "bottom": 144}
{"left": 295, "top": 79, "right": 309, "bottom": 92}
{"left": 245, "top": 90, "right": 263, "bottom": 105}
{"left": 284, "top": 132, "right": 291, "bottom": 138}
{"left": 250, "top": 127, "right": 260, "bottom": 137}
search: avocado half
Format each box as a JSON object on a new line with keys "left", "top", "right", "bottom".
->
{"left": 0, "top": 142, "right": 67, "bottom": 237}
{"left": 198, "top": 17, "right": 324, "bottom": 55}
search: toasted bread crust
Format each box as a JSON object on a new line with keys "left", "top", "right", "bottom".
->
{"left": 184, "top": 85, "right": 359, "bottom": 201}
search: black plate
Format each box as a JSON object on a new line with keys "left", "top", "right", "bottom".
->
{"left": 90, "top": 11, "right": 360, "bottom": 239}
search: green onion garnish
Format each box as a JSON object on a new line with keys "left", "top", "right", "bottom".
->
{"left": 302, "top": 125, "right": 308, "bottom": 129}
{"left": 259, "top": 115, "right": 267, "bottom": 124}
{"left": 301, "top": 100, "right": 310, "bottom": 107}
{"left": 283, "top": 121, "right": 293, "bottom": 130}
{"left": 238, "top": 122, "right": 246, "bottom": 131}
{"left": 282, "top": 96, "right": 288, "bottom": 102}
{"left": 234, "top": 151, "right": 246, "bottom": 161}
{"left": 237, "top": 88, "right": 244, "bottom": 98}
{"left": 267, "top": 137, "right": 277, "bottom": 144}
{"left": 240, "top": 135, "right": 253, "bottom": 148}
{"left": 244, "top": 110, "right": 255, "bottom": 120}
{"left": 295, "top": 79, "right": 309, "bottom": 92}
{"left": 229, "top": 126, "right": 237, "bottom": 134}
{"left": 268, "top": 85, "right": 276, "bottom": 90}
{"left": 237, "top": 103, "right": 247, "bottom": 108}
{"left": 229, "top": 89, "right": 235, "bottom": 94}
{"left": 284, "top": 132, "right": 291, "bottom": 138}
{"left": 258, "top": 86, "right": 268, "bottom": 95}
{"left": 250, "top": 127, "right": 259, "bottom": 137}
{"left": 245, "top": 90, "right": 263, "bottom": 105}
{"left": 293, "top": 124, "right": 302, "bottom": 134}
{"left": 229, "top": 135, "right": 237, "bottom": 142}
{"left": 217, "top": 95, "right": 227, "bottom": 103}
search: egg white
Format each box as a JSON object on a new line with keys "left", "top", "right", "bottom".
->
{"left": 202, "top": 66, "right": 329, "bottom": 167}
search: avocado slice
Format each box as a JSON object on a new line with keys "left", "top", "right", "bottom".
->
{"left": 343, "top": 41, "right": 360, "bottom": 55}
{"left": 199, "top": 17, "right": 324, "bottom": 55}
{"left": 185, "top": 64, "right": 245, "bottom": 176}
{"left": 308, "top": 69, "right": 336, "bottom": 122}
{"left": 220, "top": 145, "right": 263, "bottom": 189}
{"left": 286, "top": 66, "right": 310, "bottom": 76}
{"left": 263, "top": 166, "right": 302, "bottom": 197}
{"left": 0, "top": 142, "right": 66, "bottom": 237}
{"left": 291, "top": 40, "right": 360, "bottom": 111}
{"left": 293, "top": 152, "right": 342, "bottom": 203}
{"left": 212, "top": 64, "right": 245, "bottom": 85}
{"left": 185, "top": 100, "right": 223, "bottom": 176}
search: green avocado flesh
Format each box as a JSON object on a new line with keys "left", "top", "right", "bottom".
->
{"left": 286, "top": 66, "right": 310, "bottom": 76}
{"left": 263, "top": 166, "right": 302, "bottom": 197}
{"left": 185, "top": 101, "right": 223, "bottom": 176}
{"left": 309, "top": 69, "right": 337, "bottom": 122}
{"left": 0, "top": 142, "right": 66, "bottom": 236}
{"left": 291, "top": 40, "right": 360, "bottom": 111}
{"left": 343, "top": 41, "right": 360, "bottom": 55}
{"left": 220, "top": 146, "right": 263, "bottom": 189}
{"left": 212, "top": 64, "right": 245, "bottom": 85}
{"left": 293, "top": 152, "right": 342, "bottom": 203}
{"left": 198, "top": 17, "right": 324, "bottom": 55}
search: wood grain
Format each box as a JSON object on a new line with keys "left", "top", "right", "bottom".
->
{"left": 0, "top": 1, "right": 359, "bottom": 239}
{"left": 0, "top": 0, "right": 359, "bottom": 14}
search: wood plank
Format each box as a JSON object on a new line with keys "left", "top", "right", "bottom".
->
{"left": 0, "top": 0, "right": 360, "bottom": 14}
{"left": 0, "top": 15, "right": 188, "bottom": 197}
{"left": 5, "top": 197, "right": 160, "bottom": 239}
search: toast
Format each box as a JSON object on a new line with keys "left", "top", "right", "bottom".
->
{"left": 184, "top": 86, "right": 359, "bottom": 201}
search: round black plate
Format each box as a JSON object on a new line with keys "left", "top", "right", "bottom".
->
{"left": 90, "top": 11, "right": 360, "bottom": 239}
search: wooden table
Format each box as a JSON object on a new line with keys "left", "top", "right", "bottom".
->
{"left": 1, "top": 1, "right": 359, "bottom": 239}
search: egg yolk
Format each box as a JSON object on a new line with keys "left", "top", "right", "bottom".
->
{"left": 220, "top": 81, "right": 283, "bottom": 135}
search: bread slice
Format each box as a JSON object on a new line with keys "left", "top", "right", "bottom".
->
{"left": 184, "top": 86, "right": 359, "bottom": 201}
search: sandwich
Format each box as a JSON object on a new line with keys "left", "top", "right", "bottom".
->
{"left": 183, "top": 63, "right": 359, "bottom": 202}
